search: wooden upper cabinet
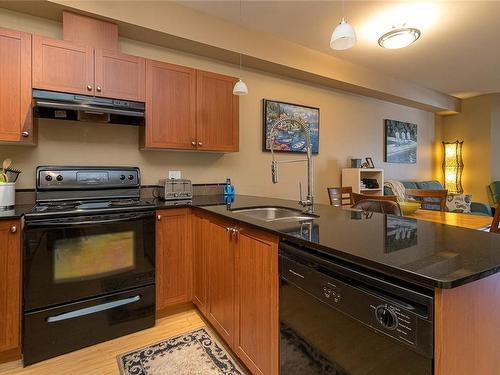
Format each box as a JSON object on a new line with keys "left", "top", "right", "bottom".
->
{"left": 32, "top": 35, "right": 94, "bottom": 96}
{"left": 155, "top": 209, "right": 192, "bottom": 314}
{"left": 0, "top": 28, "right": 32, "bottom": 144}
{"left": 234, "top": 227, "right": 279, "bottom": 375}
{"left": 196, "top": 70, "right": 239, "bottom": 152}
{"left": 142, "top": 60, "right": 196, "bottom": 149}
{"left": 206, "top": 217, "right": 235, "bottom": 347}
{"left": 95, "top": 49, "right": 145, "bottom": 101}
{"left": 0, "top": 220, "right": 21, "bottom": 363}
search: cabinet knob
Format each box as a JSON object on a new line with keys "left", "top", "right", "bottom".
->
{"left": 96, "top": 86, "right": 102, "bottom": 92}
{"left": 191, "top": 141, "right": 196, "bottom": 147}
{"left": 198, "top": 141, "right": 203, "bottom": 147}
{"left": 21, "top": 131, "right": 29, "bottom": 137}
{"left": 87, "top": 85, "right": 93, "bottom": 91}
{"left": 156, "top": 215, "right": 161, "bottom": 221}
{"left": 10, "top": 225, "right": 17, "bottom": 233}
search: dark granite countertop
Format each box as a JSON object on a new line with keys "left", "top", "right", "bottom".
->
{"left": 164, "top": 195, "right": 500, "bottom": 290}
{"left": 0, "top": 204, "right": 34, "bottom": 220}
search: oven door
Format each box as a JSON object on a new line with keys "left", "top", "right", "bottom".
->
{"left": 24, "top": 210, "right": 155, "bottom": 311}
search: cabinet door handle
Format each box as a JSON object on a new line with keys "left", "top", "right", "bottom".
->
{"left": 198, "top": 141, "right": 203, "bottom": 147}
{"left": 96, "top": 86, "right": 102, "bottom": 92}
{"left": 191, "top": 141, "right": 196, "bottom": 147}
{"left": 87, "top": 85, "right": 93, "bottom": 91}
{"left": 21, "top": 131, "right": 29, "bottom": 137}
{"left": 156, "top": 215, "right": 161, "bottom": 221}
{"left": 10, "top": 225, "right": 17, "bottom": 233}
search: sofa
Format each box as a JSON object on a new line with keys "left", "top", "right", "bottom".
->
{"left": 384, "top": 180, "right": 492, "bottom": 216}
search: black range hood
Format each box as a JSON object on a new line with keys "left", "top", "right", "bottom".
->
{"left": 33, "top": 89, "right": 145, "bottom": 126}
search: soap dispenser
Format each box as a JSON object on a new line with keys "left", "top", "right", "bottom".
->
{"left": 223, "top": 178, "right": 235, "bottom": 197}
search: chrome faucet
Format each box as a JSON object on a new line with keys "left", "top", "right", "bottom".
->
{"left": 268, "top": 115, "right": 314, "bottom": 213}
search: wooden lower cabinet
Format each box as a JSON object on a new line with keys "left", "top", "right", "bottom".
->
{"left": 234, "top": 227, "right": 278, "bottom": 375}
{"left": 193, "top": 211, "right": 279, "bottom": 375}
{"left": 192, "top": 212, "right": 209, "bottom": 315}
{"left": 0, "top": 220, "right": 21, "bottom": 363}
{"left": 155, "top": 209, "right": 192, "bottom": 315}
{"left": 205, "top": 216, "right": 236, "bottom": 346}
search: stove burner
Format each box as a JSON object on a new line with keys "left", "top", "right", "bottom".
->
{"left": 36, "top": 202, "right": 78, "bottom": 212}
{"left": 110, "top": 199, "right": 141, "bottom": 207}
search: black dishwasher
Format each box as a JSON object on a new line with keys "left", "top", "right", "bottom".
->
{"left": 279, "top": 241, "right": 434, "bottom": 375}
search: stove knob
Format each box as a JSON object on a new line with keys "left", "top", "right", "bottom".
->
{"left": 120, "top": 175, "right": 126, "bottom": 181}
{"left": 128, "top": 175, "right": 134, "bottom": 180}
{"left": 56, "top": 175, "right": 64, "bottom": 182}
{"left": 375, "top": 305, "right": 398, "bottom": 330}
{"left": 45, "top": 175, "right": 53, "bottom": 182}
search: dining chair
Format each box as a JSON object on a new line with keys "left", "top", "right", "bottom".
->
{"left": 490, "top": 203, "right": 500, "bottom": 233}
{"left": 351, "top": 192, "right": 398, "bottom": 205}
{"left": 351, "top": 199, "right": 403, "bottom": 216}
{"left": 327, "top": 186, "right": 353, "bottom": 207}
{"left": 405, "top": 189, "right": 448, "bottom": 212}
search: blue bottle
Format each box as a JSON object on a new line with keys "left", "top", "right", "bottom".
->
{"left": 223, "top": 178, "right": 235, "bottom": 197}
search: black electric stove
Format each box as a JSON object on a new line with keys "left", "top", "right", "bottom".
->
{"left": 23, "top": 166, "right": 156, "bottom": 366}
{"left": 24, "top": 166, "right": 155, "bottom": 219}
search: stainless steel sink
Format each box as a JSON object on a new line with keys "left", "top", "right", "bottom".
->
{"left": 231, "top": 206, "right": 317, "bottom": 222}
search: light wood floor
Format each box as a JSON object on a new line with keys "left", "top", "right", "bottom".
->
{"left": 0, "top": 309, "right": 205, "bottom": 375}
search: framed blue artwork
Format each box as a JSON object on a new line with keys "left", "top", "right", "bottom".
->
{"left": 263, "top": 99, "right": 319, "bottom": 154}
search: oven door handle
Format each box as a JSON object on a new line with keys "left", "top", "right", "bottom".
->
{"left": 46, "top": 295, "right": 141, "bottom": 323}
{"left": 26, "top": 213, "right": 153, "bottom": 227}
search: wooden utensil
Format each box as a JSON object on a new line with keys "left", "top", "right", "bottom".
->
{"left": 0, "top": 158, "right": 10, "bottom": 183}
{"left": 2, "top": 158, "right": 11, "bottom": 171}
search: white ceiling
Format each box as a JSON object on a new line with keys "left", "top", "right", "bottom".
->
{"left": 178, "top": 1, "right": 500, "bottom": 98}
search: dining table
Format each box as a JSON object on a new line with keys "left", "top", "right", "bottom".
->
{"left": 406, "top": 209, "right": 493, "bottom": 230}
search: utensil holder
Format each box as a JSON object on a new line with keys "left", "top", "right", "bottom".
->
{"left": 0, "top": 183, "right": 15, "bottom": 210}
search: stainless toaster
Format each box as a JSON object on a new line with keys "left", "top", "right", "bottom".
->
{"left": 158, "top": 179, "right": 193, "bottom": 200}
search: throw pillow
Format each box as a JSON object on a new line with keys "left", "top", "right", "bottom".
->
{"left": 446, "top": 194, "right": 472, "bottom": 213}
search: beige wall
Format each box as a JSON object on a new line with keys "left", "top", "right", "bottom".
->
{"left": 439, "top": 95, "right": 492, "bottom": 202}
{"left": 0, "top": 8, "right": 437, "bottom": 204}
{"left": 490, "top": 94, "right": 500, "bottom": 182}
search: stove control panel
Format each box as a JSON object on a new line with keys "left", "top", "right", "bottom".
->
{"left": 37, "top": 167, "right": 140, "bottom": 189}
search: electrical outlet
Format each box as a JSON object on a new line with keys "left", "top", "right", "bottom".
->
{"left": 168, "top": 170, "right": 181, "bottom": 179}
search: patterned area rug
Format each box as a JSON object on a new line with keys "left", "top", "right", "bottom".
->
{"left": 117, "top": 327, "right": 246, "bottom": 375}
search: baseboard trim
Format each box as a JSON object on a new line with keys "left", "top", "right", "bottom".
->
{"left": 0, "top": 347, "right": 21, "bottom": 364}
{"left": 156, "top": 302, "right": 194, "bottom": 319}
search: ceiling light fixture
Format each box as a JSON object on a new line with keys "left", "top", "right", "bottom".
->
{"left": 233, "top": 0, "right": 248, "bottom": 96}
{"left": 330, "top": 0, "right": 356, "bottom": 50}
{"left": 378, "top": 27, "right": 421, "bottom": 49}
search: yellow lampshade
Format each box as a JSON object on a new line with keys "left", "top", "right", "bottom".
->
{"left": 442, "top": 141, "right": 464, "bottom": 194}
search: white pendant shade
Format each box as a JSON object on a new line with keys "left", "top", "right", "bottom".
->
{"left": 233, "top": 79, "right": 248, "bottom": 96}
{"left": 330, "top": 17, "right": 357, "bottom": 50}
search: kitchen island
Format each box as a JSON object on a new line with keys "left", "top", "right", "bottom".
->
{"left": 190, "top": 195, "right": 500, "bottom": 374}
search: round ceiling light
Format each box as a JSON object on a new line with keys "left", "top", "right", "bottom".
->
{"left": 378, "top": 27, "right": 421, "bottom": 49}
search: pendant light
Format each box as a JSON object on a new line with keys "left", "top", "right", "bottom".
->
{"left": 330, "top": 0, "right": 356, "bottom": 51}
{"left": 233, "top": 0, "right": 248, "bottom": 96}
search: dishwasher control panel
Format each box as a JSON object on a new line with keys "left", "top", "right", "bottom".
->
{"left": 280, "top": 254, "right": 432, "bottom": 357}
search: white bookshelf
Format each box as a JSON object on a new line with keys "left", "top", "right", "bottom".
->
{"left": 342, "top": 168, "right": 384, "bottom": 196}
